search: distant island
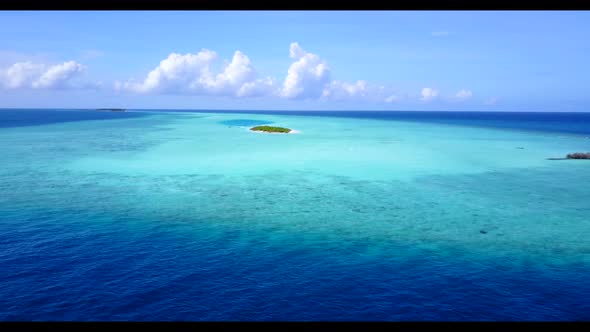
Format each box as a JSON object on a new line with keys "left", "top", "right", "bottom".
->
{"left": 547, "top": 152, "right": 590, "bottom": 160}
{"left": 566, "top": 152, "right": 590, "bottom": 159}
{"left": 96, "top": 108, "right": 126, "bottom": 112}
{"left": 250, "top": 125, "right": 292, "bottom": 133}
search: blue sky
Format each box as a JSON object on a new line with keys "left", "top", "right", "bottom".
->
{"left": 0, "top": 11, "right": 589, "bottom": 111}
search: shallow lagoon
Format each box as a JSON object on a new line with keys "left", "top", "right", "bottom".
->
{"left": 0, "top": 109, "right": 589, "bottom": 320}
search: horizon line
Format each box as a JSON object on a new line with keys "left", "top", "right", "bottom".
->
{"left": 1, "top": 107, "right": 590, "bottom": 114}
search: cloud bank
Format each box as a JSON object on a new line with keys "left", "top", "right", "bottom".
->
{"left": 0, "top": 44, "right": 482, "bottom": 106}
{"left": 0, "top": 60, "right": 86, "bottom": 89}
{"left": 116, "top": 49, "right": 275, "bottom": 98}
{"left": 115, "top": 42, "right": 474, "bottom": 105}
{"left": 117, "top": 43, "right": 407, "bottom": 103}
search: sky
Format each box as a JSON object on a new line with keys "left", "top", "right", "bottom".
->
{"left": 0, "top": 11, "right": 589, "bottom": 112}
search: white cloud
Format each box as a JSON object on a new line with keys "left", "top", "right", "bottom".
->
{"left": 455, "top": 89, "right": 473, "bottom": 100}
{"left": 280, "top": 42, "right": 331, "bottom": 99}
{"left": 116, "top": 43, "right": 419, "bottom": 104}
{"left": 119, "top": 42, "right": 400, "bottom": 103}
{"left": 421, "top": 87, "right": 439, "bottom": 101}
{"left": 118, "top": 49, "right": 276, "bottom": 98}
{"left": 0, "top": 60, "right": 86, "bottom": 89}
{"left": 321, "top": 79, "right": 406, "bottom": 104}
{"left": 32, "top": 61, "right": 85, "bottom": 89}
{"left": 118, "top": 49, "right": 217, "bottom": 94}
{"left": 322, "top": 80, "right": 369, "bottom": 100}
{"left": 115, "top": 43, "right": 476, "bottom": 106}
{"left": 289, "top": 42, "right": 306, "bottom": 59}
{"left": 0, "top": 62, "right": 44, "bottom": 88}
{"left": 431, "top": 31, "right": 451, "bottom": 37}
{"left": 237, "top": 77, "right": 276, "bottom": 97}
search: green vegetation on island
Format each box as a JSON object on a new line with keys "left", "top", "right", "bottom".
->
{"left": 547, "top": 152, "right": 590, "bottom": 160}
{"left": 566, "top": 152, "right": 590, "bottom": 159}
{"left": 250, "top": 126, "right": 292, "bottom": 133}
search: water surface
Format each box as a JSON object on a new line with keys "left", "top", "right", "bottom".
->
{"left": 0, "top": 108, "right": 589, "bottom": 320}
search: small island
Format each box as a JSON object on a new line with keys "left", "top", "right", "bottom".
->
{"left": 250, "top": 125, "right": 292, "bottom": 133}
{"left": 547, "top": 152, "right": 590, "bottom": 160}
{"left": 566, "top": 152, "right": 590, "bottom": 159}
{"left": 96, "top": 108, "right": 126, "bottom": 112}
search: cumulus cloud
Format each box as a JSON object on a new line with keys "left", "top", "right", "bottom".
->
{"left": 421, "top": 87, "right": 439, "bottom": 101}
{"left": 117, "top": 49, "right": 276, "bottom": 98}
{"left": 321, "top": 80, "right": 401, "bottom": 103}
{"left": 322, "top": 80, "right": 369, "bottom": 100}
{"left": 455, "top": 89, "right": 473, "bottom": 100}
{"left": 0, "top": 60, "right": 85, "bottom": 89}
{"left": 118, "top": 43, "right": 402, "bottom": 103}
{"left": 0, "top": 62, "right": 44, "bottom": 88}
{"left": 289, "top": 42, "right": 306, "bottom": 59}
{"left": 33, "top": 61, "right": 85, "bottom": 89}
{"left": 280, "top": 42, "right": 331, "bottom": 99}
{"left": 117, "top": 49, "right": 217, "bottom": 93}
{"left": 237, "top": 77, "right": 277, "bottom": 97}
{"left": 116, "top": 42, "right": 472, "bottom": 106}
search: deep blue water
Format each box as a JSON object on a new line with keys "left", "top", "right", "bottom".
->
{"left": 0, "top": 109, "right": 589, "bottom": 321}
{"left": 140, "top": 109, "right": 590, "bottom": 136}
{"left": 0, "top": 109, "right": 147, "bottom": 128}
{"left": 1, "top": 108, "right": 589, "bottom": 135}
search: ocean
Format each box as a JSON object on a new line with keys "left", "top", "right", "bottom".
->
{"left": 0, "top": 108, "right": 589, "bottom": 321}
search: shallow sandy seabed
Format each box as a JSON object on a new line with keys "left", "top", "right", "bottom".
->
{"left": 1, "top": 110, "right": 590, "bottom": 320}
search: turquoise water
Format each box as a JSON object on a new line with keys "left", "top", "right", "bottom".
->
{"left": 1, "top": 109, "right": 589, "bottom": 320}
